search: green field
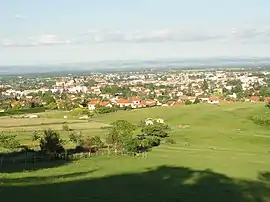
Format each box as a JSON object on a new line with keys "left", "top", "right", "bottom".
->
{"left": 1, "top": 103, "right": 270, "bottom": 202}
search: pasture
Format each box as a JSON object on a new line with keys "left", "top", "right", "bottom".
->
{"left": 0, "top": 103, "right": 270, "bottom": 202}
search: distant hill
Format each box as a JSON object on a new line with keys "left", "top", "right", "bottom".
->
{"left": 0, "top": 57, "right": 270, "bottom": 76}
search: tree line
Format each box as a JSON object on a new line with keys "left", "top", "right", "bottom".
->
{"left": 0, "top": 118, "right": 175, "bottom": 166}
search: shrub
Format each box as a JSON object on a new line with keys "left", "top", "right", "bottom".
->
{"left": 147, "top": 136, "right": 161, "bottom": 147}
{"left": 265, "top": 102, "right": 270, "bottom": 109}
{"left": 251, "top": 115, "right": 270, "bottom": 126}
{"left": 62, "top": 123, "right": 69, "bottom": 131}
{"left": 0, "top": 107, "right": 45, "bottom": 116}
{"left": 39, "top": 129, "right": 65, "bottom": 154}
{"left": 185, "top": 100, "right": 192, "bottom": 105}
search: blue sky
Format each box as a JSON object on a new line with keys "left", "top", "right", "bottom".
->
{"left": 0, "top": 0, "right": 270, "bottom": 65}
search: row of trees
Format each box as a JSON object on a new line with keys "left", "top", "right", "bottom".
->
{"left": 1, "top": 118, "right": 174, "bottom": 160}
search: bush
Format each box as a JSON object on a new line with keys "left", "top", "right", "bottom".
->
{"left": 62, "top": 123, "right": 69, "bottom": 131}
{"left": 147, "top": 136, "right": 161, "bottom": 147}
{"left": 185, "top": 100, "right": 192, "bottom": 105}
{"left": 265, "top": 102, "right": 270, "bottom": 109}
{"left": 0, "top": 107, "right": 45, "bottom": 116}
{"left": 39, "top": 129, "right": 65, "bottom": 154}
{"left": 251, "top": 115, "right": 270, "bottom": 126}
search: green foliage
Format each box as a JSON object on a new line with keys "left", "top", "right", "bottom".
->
{"left": 111, "top": 120, "right": 136, "bottom": 135}
{"left": 250, "top": 115, "right": 270, "bottom": 126}
{"left": 83, "top": 136, "right": 104, "bottom": 152}
{"left": 193, "top": 97, "right": 200, "bottom": 104}
{"left": 0, "top": 107, "right": 45, "bottom": 116}
{"left": 265, "top": 102, "right": 270, "bottom": 109}
{"left": 69, "top": 131, "right": 84, "bottom": 146}
{"left": 146, "top": 136, "right": 161, "bottom": 147}
{"left": 106, "top": 120, "right": 136, "bottom": 153}
{"left": 46, "top": 102, "right": 58, "bottom": 110}
{"left": 185, "top": 100, "right": 192, "bottom": 105}
{"left": 0, "top": 133, "right": 20, "bottom": 150}
{"left": 95, "top": 106, "right": 115, "bottom": 114}
{"left": 123, "top": 137, "right": 140, "bottom": 153}
{"left": 70, "top": 108, "right": 91, "bottom": 116}
{"left": 62, "top": 123, "right": 69, "bottom": 131}
{"left": 202, "top": 79, "right": 209, "bottom": 91}
{"left": 259, "top": 86, "right": 270, "bottom": 97}
{"left": 39, "top": 129, "right": 64, "bottom": 154}
{"left": 100, "top": 85, "right": 137, "bottom": 97}
{"left": 142, "top": 121, "right": 171, "bottom": 138}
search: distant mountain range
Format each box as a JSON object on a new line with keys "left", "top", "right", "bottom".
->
{"left": 1, "top": 57, "right": 270, "bottom": 76}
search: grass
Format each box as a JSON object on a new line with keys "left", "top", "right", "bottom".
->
{"left": 0, "top": 102, "right": 270, "bottom": 202}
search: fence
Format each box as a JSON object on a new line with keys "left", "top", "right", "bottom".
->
{"left": 0, "top": 150, "right": 147, "bottom": 169}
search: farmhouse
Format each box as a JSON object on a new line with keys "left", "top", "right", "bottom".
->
{"left": 208, "top": 97, "right": 220, "bottom": 104}
{"left": 88, "top": 100, "right": 112, "bottom": 110}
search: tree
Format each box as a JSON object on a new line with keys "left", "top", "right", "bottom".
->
{"left": 202, "top": 80, "right": 209, "bottom": 92}
{"left": 193, "top": 97, "right": 200, "bottom": 104}
{"left": 185, "top": 100, "right": 192, "bottom": 105}
{"left": 142, "top": 121, "right": 171, "bottom": 138}
{"left": 265, "top": 102, "right": 270, "bottom": 109}
{"left": 106, "top": 120, "right": 136, "bottom": 154}
{"left": 34, "top": 129, "right": 64, "bottom": 155}
{"left": 0, "top": 133, "right": 20, "bottom": 151}
{"left": 260, "top": 86, "right": 270, "bottom": 97}
{"left": 83, "top": 136, "right": 104, "bottom": 154}
{"left": 69, "top": 131, "right": 84, "bottom": 146}
{"left": 62, "top": 123, "right": 69, "bottom": 131}
{"left": 46, "top": 102, "right": 58, "bottom": 110}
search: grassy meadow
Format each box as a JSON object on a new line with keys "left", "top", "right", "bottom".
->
{"left": 0, "top": 102, "right": 270, "bottom": 202}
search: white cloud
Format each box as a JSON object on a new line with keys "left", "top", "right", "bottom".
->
{"left": 1, "top": 25, "right": 270, "bottom": 49}
{"left": 1, "top": 34, "right": 72, "bottom": 48}
{"left": 14, "top": 14, "right": 28, "bottom": 20}
{"left": 81, "top": 26, "right": 270, "bottom": 44}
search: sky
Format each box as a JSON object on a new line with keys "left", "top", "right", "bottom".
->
{"left": 0, "top": 0, "right": 270, "bottom": 65}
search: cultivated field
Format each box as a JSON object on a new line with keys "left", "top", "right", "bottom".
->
{"left": 1, "top": 103, "right": 270, "bottom": 202}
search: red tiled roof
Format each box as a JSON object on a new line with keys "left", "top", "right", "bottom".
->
{"left": 250, "top": 96, "right": 260, "bottom": 101}
{"left": 209, "top": 97, "right": 220, "bottom": 101}
{"left": 116, "top": 99, "right": 132, "bottom": 104}
{"left": 99, "top": 101, "right": 109, "bottom": 107}
{"left": 174, "top": 101, "right": 185, "bottom": 106}
{"left": 131, "top": 97, "right": 141, "bottom": 101}
{"left": 88, "top": 100, "right": 99, "bottom": 105}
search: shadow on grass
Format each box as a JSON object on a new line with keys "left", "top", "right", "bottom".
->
{"left": 0, "top": 149, "right": 75, "bottom": 173}
{"left": 0, "top": 159, "right": 73, "bottom": 173}
{"left": 1, "top": 166, "right": 269, "bottom": 202}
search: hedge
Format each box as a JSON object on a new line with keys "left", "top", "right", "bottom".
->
{"left": 0, "top": 107, "right": 46, "bottom": 116}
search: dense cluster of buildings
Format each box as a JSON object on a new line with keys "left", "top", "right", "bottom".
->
{"left": 1, "top": 69, "right": 270, "bottom": 112}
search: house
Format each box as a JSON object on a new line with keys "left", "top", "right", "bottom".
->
{"left": 130, "top": 97, "right": 141, "bottom": 105}
{"left": 174, "top": 101, "right": 185, "bottom": 106}
{"left": 249, "top": 96, "right": 260, "bottom": 103}
{"left": 98, "top": 101, "right": 113, "bottom": 108}
{"left": 208, "top": 97, "right": 220, "bottom": 104}
{"left": 198, "top": 95, "right": 209, "bottom": 103}
{"left": 143, "top": 99, "right": 157, "bottom": 107}
{"left": 115, "top": 99, "right": 133, "bottom": 108}
{"left": 88, "top": 100, "right": 112, "bottom": 110}
{"left": 130, "top": 97, "right": 144, "bottom": 108}
{"left": 88, "top": 100, "right": 99, "bottom": 110}
{"left": 167, "top": 101, "right": 175, "bottom": 106}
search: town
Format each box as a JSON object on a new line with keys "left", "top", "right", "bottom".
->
{"left": 1, "top": 68, "right": 270, "bottom": 116}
